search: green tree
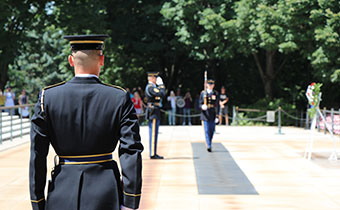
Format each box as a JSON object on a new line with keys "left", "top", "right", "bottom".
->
{"left": 0, "top": 1, "right": 47, "bottom": 90}
{"left": 162, "top": 0, "right": 317, "bottom": 98}
{"left": 8, "top": 25, "right": 69, "bottom": 102}
{"left": 4, "top": 0, "right": 340, "bottom": 109}
{"left": 309, "top": 0, "right": 340, "bottom": 83}
{"left": 51, "top": 0, "right": 194, "bottom": 92}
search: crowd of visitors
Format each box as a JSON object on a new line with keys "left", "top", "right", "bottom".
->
{"left": 0, "top": 87, "right": 30, "bottom": 117}
{"left": 127, "top": 85, "right": 230, "bottom": 126}
{"left": 0, "top": 83, "right": 230, "bottom": 124}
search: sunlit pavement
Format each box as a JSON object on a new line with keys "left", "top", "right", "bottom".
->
{"left": 1, "top": 126, "right": 340, "bottom": 210}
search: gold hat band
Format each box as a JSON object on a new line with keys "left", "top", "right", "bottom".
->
{"left": 148, "top": 73, "right": 159, "bottom": 76}
{"left": 70, "top": 40, "right": 104, "bottom": 44}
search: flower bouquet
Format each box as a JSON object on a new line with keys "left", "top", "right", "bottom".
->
{"left": 305, "top": 82, "right": 322, "bottom": 118}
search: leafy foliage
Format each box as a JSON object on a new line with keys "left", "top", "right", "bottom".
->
{"left": 0, "top": 0, "right": 339, "bottom": 111}
{"left": 8, "top": 26, "right": 69, "bottom": 102}
{"left": 0, "top": 0, "right": 47, "bottom": 90}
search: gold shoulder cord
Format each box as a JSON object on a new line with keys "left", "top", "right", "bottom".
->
{"left": 40, "top": 81, "right": 66, "bottom": 112}
{"left": 40, "top": 89, "right": 45, "bottom": 112}
{"left": 123, "top": 191, "right": 142, "bottom": 197}
{"left": 103, "top": 83, "right": 127, "bottom": 93}
{"left": 31, "top": 198, "right": 44, "bottom": 203}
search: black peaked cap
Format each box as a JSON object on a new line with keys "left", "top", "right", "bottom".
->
{"left": 64, "top": 34, "right": 109, "bottom": 51}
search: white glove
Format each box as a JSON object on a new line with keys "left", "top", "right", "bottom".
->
{"left": 156, "top": 76, "right": 163, "bottom": 85}
{"left": 201, "top": 104, "right": 208, "bottom": 110}
{"left": 215, "top": 118, "right": 219, "bottom": 124}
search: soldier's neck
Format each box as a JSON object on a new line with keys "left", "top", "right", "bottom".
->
{"left": 74, "top": 68, "right": 100, "bottom": 77}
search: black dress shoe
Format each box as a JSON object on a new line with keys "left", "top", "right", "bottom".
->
{"left": 150, "top": 154, "right": 164, "bottom": 159}
{"left": 207, "top": 148, "right": 212, "bottom": 152}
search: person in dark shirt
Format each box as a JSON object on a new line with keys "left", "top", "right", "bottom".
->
{"left": 219, "top": 86, "right": 229, "bottom": 125}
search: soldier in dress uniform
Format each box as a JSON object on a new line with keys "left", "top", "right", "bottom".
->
{"left": 29, "top": 34, "right": 143, "bottom": 210}
{"left": 145, "top": 71, "right": 165, "bottom": 159}
{"left": 199, "top": 79, "right": 219, "bottom": 152}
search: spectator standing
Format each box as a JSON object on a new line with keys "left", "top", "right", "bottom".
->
{"left": 138, "top": 86, "right": 145, "bottom": 100}
{"left": 0, "top": 89, "right": 5, "bottom": 106}
{"left": 219, "top": 86, "right": 229, "bottom": 125}
{"left": 4, "top": 86, "right": 15, "bottom": 115}
{"left": 19, "top": 89, "right": 29, "bottom": 118}
{"left": 176, "top": 88, "right": 184, "bottom": 125}
{"left": 167, "top": 90, "right": 176, "bottom": 125}
{"left": 126, "top": 88, "right": 134, "bottom": 99}
{"left": 132, "top": 91, "right": 144, "bottom": 120}
{"left": 183, "top": 91, "right": 192, "bottom": 125}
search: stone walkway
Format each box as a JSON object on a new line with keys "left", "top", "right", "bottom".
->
{"left": 1, "top": 126, "right": 340, "bottom": 210}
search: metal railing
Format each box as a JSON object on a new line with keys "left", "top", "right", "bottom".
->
{"left": 0, "top": 104, "right": 34, "bottom": 144}
{"left": 316, "top": 107, "right": 340, "bottom": 135}
{"left": 232, "top": 106, "right": 269, "bottom": 125}
{"left": 231, "top": 105, "right": 340, "bottom": 135}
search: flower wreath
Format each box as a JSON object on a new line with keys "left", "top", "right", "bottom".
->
{"left": 305, "top": 82, "right": 322, "bottom": 118}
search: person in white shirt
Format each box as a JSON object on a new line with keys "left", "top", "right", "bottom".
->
{"left": 4, "top": 86, "right": 15, "bottom": 115}
{"left": 167, "top": 90, "right": 176, "bottom": 125}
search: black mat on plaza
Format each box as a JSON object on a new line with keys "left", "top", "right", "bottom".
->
{"left": 192, "top": 143, "right": 258, "bottom": 195}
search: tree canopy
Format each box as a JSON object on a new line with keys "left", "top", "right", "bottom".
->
{"left": 1, "top": 0, "right": 339, "bottom": 109}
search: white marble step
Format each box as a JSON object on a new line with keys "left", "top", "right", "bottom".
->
{"left": 1, "top": 118, "right": 30, "bottom": 127}
{"left": 1, "top": 123, "right": 31, "bottom": 134}
{"left": 0, "top": 115, "right": 20, "bottom": 122}
{"left": 1, "top": 112, "right": 9, "bottom": 116}
{"left": 1, "top": 127, "right": 30, "bottom": 140}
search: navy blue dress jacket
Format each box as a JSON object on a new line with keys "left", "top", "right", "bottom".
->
{"left": 29, "top": 77, "right": 143, "bottom": 210}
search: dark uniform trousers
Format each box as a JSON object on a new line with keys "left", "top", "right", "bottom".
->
{"left": 199, "top": 90, "right": 219, "bottom": 149}
{"left": 29, "top": 77, "right": 143, "bottom": 210}
{"left": 145, "top": 82, "right": 165, "bottom": 157}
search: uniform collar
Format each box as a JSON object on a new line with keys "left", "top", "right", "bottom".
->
{"left": 75, "top": 74, "right": 99, "bottom": 79}
{"left": 69, "top": 76, "right": 101, "bottom": 84}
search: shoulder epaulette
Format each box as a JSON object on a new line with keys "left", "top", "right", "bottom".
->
{"left": 41, "top": 81, "right": 66, "bottom": 112}
{"left": 102, "top": 83, "right": 127, "bottom": 93}
{"left": 42, "top": 81, "right": 66, "bottom": 91}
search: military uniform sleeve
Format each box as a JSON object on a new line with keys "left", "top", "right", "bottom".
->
{"left": 119, "top": 92, "right": 144, "bottom": 209}
{"left": 145, "top": 84, "right": 165, "bottom": 97}
{"left": 158, "top": 84, "right": 166, "bottom": 97}
{"left": 215, "top": 92, "right": 220, "bottom": 114}
{"left": 199, "top": 91, "right": 204, "bottom": 107}
{"left": 29, "top": 91, "right": 50, "bottom": 210}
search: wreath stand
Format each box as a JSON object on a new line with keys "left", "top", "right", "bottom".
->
{"left": 304, "top": 105, "right": 338, "bottom": 161}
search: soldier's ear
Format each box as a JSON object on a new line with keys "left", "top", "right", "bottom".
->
{"left": 68, "top": 55, "right": 74, "bottom": 67}
{"left": 99, "top": 55, "right": 104, "bottom": 66}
